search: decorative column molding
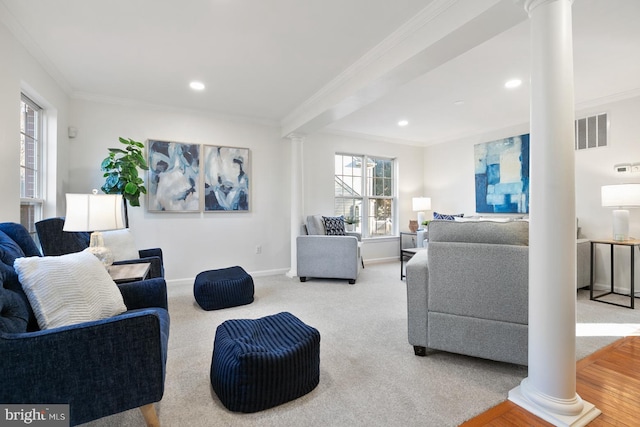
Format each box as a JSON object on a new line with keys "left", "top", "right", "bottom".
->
{"left": 286, "top": 133, "right": 305, "bottom": 278}
{"left": 508, "top": 1, "right": 600, "bottom": 425}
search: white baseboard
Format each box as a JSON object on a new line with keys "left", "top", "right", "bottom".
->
{"left": 166, "top": 267, "right": 291, "bottom": 287}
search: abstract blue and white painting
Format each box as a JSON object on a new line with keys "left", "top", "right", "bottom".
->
{"left": 203, "top": 145, "right": 250, "bottom": 212}
{"left": 148, "top": 140, "right": 200, "bottom": 211}
{"left": 474, "top": 134, "right": 529, "bottom": 213}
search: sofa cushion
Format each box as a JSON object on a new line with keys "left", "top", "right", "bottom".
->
{"left": 433, "top": 211, "right": 464, "bottom": 220}
{"left": 101, "top": 229, "right": 139, "bottom": 262}
{"left": 305, "top": 215, "right": 326, "bottom": 235}
{"left": 14, "top": 249, "right": 127, "bottom": 330}
{"left": 428, "top": 220, "right": 529, "bottom": 246}
{"left": 322, "top": 216, "right": 345, "bottom": 236}
{"left": 0, "top": 286, "right": 29, "bottom": 333}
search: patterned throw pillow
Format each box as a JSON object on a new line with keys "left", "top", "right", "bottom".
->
{"left": 433, "top": 211, "right": 464, "bottom": 221}
{"left": 322, "top": 216, "right": 346, "bottom": 236}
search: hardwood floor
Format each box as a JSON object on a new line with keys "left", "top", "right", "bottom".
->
{"left": 460, "top": 336, "right": 640, "bottom": 426}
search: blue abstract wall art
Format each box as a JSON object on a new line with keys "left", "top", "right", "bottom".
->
{"left": 474, "top": 134, "right": 530, "bottom": 213}
{"left": 203, "top": 145, "right": 250, "bottom": 212}
{"left": 148, "top": 140, "right": 200, "bottom": 211}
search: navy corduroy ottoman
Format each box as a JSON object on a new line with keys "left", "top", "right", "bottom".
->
{"left": 210, "top": 312, "right": 321, "bottom": 413}
{"left": 194, "top": 266, "right": 254, "bottom": 310}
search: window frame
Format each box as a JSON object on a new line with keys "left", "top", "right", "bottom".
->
{"left": 20, "top": 93, "right": 44, "bottom": 236}
{"left": 334, "top": 153, "right": 396, "bottom": 238}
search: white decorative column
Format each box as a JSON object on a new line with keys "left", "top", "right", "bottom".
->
{"left": 508, "top": 1, "right": 600, "bottom": 425}
{"left": 286, "top": 133, "right": 304, "bottom": 278}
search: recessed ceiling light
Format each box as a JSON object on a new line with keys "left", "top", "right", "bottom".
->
{"left": 504, "top": 79, "right": 522, "bottom": 89}
{"left": 189, "top": 81, "right": 205, "bottom": 91}
{"left": 398, "top": 120, "right": 409, "bottom": 127}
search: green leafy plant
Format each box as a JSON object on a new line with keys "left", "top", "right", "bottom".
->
{"left": 344, "top": 216, "right": 360, "bottom": 225}
{"left": 421, "top": 220, "right": 431, "bottom": 227}
{"left": 101, "top": 137, "right": 149, "bottom": 227}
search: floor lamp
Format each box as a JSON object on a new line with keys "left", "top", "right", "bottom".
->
{"left": 63, "top": 190, "right": 125, "bottom": 266}
{"left": 601, "top": 183, "right": 640, "bottom": 241}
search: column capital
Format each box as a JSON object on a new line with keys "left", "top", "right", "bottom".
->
{"left": 286, "top": 133, "right": 306, "bottom": 143}
{"left": 524, "top": 0, "right": 574, "bottom": 15}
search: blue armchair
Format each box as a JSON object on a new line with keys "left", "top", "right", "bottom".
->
{"left": 35, "top": 217, "right": 164, "bottom": 279}
{"left": 0, "top": 222, "right": 170, "bottom": 426}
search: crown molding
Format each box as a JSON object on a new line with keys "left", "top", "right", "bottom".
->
{"left": 71, "top": 91, "right": 280, "bottom": 128}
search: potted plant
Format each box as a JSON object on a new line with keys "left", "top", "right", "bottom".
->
{"left": 344, "top": 216, "right": 360, "bottom": 232}
{"left": 101, "top": 137, "right": 149, "bottom": 227}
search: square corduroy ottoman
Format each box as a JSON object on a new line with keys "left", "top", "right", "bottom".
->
{"left": 210, "top": 311, "right": 321, "bottom": 412}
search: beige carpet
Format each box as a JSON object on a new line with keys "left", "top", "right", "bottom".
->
{"left": 81, "top": 261, "right": 639, "bottom": 427}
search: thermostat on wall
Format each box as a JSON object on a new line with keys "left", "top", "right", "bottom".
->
{"left": 614, "top": 163, "right": 631, "bottom": 173}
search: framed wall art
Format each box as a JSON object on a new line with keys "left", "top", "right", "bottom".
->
{"left": 147, "top": 139, "right": 200, "bottom": 212}
{"left": 474, "top": 134, "right": 530, "bottom": 214}
{"left": 203, "top": 145, "right": 250, "bottom": 212}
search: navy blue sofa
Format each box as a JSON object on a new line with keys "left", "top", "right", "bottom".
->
{"left": 35, "top": 217, "right": 165, "bottom": 279}
{"left": 0, "top": 222, "right": 170, "bottom": 426}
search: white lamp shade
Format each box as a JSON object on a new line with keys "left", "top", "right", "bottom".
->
{"left": 63, "top": 193, "right": 125, "bottom": 232}
{"left": 601, "top": 184, "right": 640, "bottom": 208}
{"left": 412, "top": 197, "right": 432, "bottom": 211}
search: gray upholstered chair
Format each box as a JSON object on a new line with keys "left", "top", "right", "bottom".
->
{"left": 406, "top": 220, "right": 529, "bottom": 365}
{"left": 297, "top": 215, "right": 363, "bottom": 284}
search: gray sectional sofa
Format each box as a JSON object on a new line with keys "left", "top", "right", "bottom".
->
{"left": 406, "top": 220, "right": 529, "bottom": 365}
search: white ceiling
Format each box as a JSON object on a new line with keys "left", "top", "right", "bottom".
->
{"left": 2, "top": 0, "right": 639, "bottom": 146}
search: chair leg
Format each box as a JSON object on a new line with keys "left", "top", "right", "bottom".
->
{"left": 361, "top": 258, "right": 365, "bottom": 269}
{"left": 140, "top": 403, "right": 160, "bottom": 427}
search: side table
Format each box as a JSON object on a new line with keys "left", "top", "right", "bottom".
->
{"left": 108, "top": 262, "right": 151, "bottom": 284}
{"left": 401, "top": 247, "right": 427, "bottom": 280}
{"left": 400, "top": 231, "right": 427, "bottom": 280}
{"left": 590, "top": 239, "right": 640, "bottom": 309}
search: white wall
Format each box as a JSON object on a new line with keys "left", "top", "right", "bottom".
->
{"left": 68, "top": 98, "right": 291, "bottom": 282}
{"left": 303, "top": 132, "right": 425, "bottom": 262}
{"left": 424, "top": 95, "right": 640, "bottom": 287}
{"left": 0, "top": 22, "right": 70, "bottom": 222}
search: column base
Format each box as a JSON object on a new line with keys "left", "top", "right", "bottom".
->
{"left": 285, "top": 269, "right": 297, "bottom": 279}
{"left": 509, "top": 381, "right": 601, "bottom": 427}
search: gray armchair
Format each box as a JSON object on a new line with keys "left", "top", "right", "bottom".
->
{"left": 297, "top": 215, "right": 363, "bottom": 284}
{"left": 406, "top": 220, "right": 529, "bottom": 365}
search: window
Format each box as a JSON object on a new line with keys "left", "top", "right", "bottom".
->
{"left": 334, "top": 154, "right": 395, "bottom": 237}
{"left": 20, "top": 94, "right": 44, "bottom": 237}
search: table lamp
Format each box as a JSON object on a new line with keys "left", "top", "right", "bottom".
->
{"left": 601, "top": 184, "right": 640, "bottom": 241}
{"left": 63, "top": 190, "right": 125, "bottom": 266}
{"left": 412, "top": 197, "right": 432, "bottom": 229}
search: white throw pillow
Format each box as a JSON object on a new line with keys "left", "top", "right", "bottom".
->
{"left": 101, "top": 229, "right": 139, "bottom": 262}
{"left": 14, "top": 249, "right": 127, "bottom": 330}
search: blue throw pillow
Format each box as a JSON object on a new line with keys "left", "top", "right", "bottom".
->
{"left": 322, "top": 216, "right": 346, "bottom": 236}
{"left": 0, "top": 286, "right": 29, "bottom": 334}
{"left": 433, "top": 211, "right": 464, "bottom": 221}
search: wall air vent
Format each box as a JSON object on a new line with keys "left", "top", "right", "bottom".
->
{"left": 575, "top": 113, "right": 607, "bottom": 150}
